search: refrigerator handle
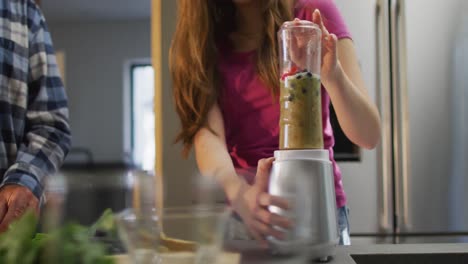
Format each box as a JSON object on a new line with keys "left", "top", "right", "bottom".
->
{"left": 375, "top": 0, "right": 393, "bottom": 234}
{"left": 391, "top": 0, "right": 410, "bottom": 232}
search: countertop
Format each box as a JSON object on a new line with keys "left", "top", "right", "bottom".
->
{"left": 225, "top": 241, "right": 468, "bottom": 264}
{"left": 112, "top": 242, "right": 468, "bottom": 264}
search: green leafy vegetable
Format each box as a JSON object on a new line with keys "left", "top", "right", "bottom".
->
{"left": 89, "top": 208, "right": 117, "bottom": 239}
{"left": 0, "top": 209, "right": 116, "bottom": 264}
{"left": 0, "top": 211, "right": 39, "bottom": 264}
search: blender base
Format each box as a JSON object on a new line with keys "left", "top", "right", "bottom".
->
{"left": 267, "top": 237, "right": 339, "bottom": 261}
{"left": 316, "top": 256, "right": 331, "bottom": 263}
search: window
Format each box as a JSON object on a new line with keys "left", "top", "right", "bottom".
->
{"left": 130, "top": 63, "right": 155, "bottom": 171}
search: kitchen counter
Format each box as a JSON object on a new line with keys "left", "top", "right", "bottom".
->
{"left": 225, "top": 241, "right": 468, "bottom": 264}
{"left": 112, "top": 242, "right": 468, "bottom": 264}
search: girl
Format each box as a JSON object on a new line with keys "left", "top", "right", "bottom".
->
{"left": 169, "top": 0, "right": 381, "bottom": 246}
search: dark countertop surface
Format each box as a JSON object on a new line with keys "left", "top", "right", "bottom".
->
{"left": 225, "top": 241, "right": 468, "bottom": 264}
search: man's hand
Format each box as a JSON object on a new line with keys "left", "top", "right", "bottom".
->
{"left": 0, "top": 185, "right": 39, "bottom": 232}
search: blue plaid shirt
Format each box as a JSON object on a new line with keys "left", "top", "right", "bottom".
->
{"left": 0, "top": 0, "right": 71, "bottom": 200}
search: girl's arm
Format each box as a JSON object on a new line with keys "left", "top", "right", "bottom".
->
{"left": 194, "top": 103, "right": 292, "bottom": 245}
{"left": 194, "top": 103, "right": 243, "bottom": 202}
{"left": 326, "top": 39, "right": 381, "bottom": 149}
{"left": 313, "top": 10, "right": 381, "bottom": 149}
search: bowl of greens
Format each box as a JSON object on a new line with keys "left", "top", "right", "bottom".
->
{"left": 0, "top": 208, "right": 122, "bottom": 264}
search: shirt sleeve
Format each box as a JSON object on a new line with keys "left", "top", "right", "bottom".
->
{"left": 0, "top": 2, "right": 72, "bottom": 201}
{"left": 295, "top": 0, "right": 353, "bottom": 40}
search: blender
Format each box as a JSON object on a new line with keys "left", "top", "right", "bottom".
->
{"left": 267, "top": 20, "right": 339, "bottom": 261}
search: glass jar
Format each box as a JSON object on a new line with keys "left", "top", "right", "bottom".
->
{"left": 278, "top": 20, "right": 324, "bottom": 149}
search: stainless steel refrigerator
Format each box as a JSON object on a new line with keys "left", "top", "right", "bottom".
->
{"left": 333, "top": 0, "right": 468, "bottom": 243}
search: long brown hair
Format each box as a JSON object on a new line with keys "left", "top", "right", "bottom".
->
{"left": 170, "top": 0, "right": 294, "bottom": 156}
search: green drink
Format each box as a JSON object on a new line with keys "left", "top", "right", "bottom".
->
{"left": 279, "top": 71, "right": 323, "bottom": 149}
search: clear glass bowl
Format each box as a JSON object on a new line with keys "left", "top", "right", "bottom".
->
{"left": 160, "top": 205, "right": 231, "bottom": 264}
{"left": 115, "top": 205, "right": 230, "bottom": 264}
{"left": 115, "top": 208, "right": 161, "bottom": 264}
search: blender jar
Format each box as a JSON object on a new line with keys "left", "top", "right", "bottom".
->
{"left": 278, "top": 20, "right": 323, "bottom": 149}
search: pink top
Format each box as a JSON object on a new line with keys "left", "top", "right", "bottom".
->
{"left": 217, "top": 0, "right": 352, "bottom": 208}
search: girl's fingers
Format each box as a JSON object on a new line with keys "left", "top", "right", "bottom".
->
{"left": 258, "top": 193, "right": 291, "bottom": 210}
{"left": 255, "top": 208, "right": 293, "bottom": 230}
{"left": 326, "top": 33, "right": 338, "bottom": 52}
{"left": 253, "top": 219, "right": 285, "bottom": 240}
{"left": 248, "top": 226, "right": 268, "bottom": 247}
{"left": 312, "top": 9, "right": 330, "bottom": 36}
{"left": 254, "top": 157, "right": 275, "bottom": 189}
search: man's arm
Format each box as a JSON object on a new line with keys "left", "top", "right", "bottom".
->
{"left": 0, "top": 2, "right": 71, "bottom": 231}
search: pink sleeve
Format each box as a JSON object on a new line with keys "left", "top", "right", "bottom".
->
{"left": 294, "top": 0, "right": 352, "bottom": 40}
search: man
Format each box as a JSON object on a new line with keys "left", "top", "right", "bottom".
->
{"left": 0, "top": 0, "right": 71, "bottom": 232}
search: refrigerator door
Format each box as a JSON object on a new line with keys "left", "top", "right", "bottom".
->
{"left": 334, "top": 0, "right": 393, "bottom": 235}
{"left": 451, "top": 1, "right": 468, "bottom": 239}
{"left": 392, "top": 0, "right": 468, "bottom": 234}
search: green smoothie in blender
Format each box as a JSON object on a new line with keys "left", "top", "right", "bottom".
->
{"left": 279, "top": 69, "right": 323, "bottom": 149}
{"left": 278, "top": 20, "right": 323, "bottom": 149}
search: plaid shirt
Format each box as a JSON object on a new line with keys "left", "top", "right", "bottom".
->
{"left": 0, "top": 0, "right": 71, "bottom": 200}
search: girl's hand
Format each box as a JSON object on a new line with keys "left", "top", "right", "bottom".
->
{"left": 312, "top": 9, "right": 340, "bottom": 87}
{"left": 231, "top": 158, "right": 293, "bottom": 247}
{"left": 288, "top": 9, "right": 340, "bottom": 87}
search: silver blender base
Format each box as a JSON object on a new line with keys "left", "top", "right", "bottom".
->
{"left": 267, "top": 237, "right": 339, "bottom": 262}
{"left": 317, "top": 256, "right": 331, "bottom": 263}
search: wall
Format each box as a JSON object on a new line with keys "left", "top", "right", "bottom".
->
{"left": 49, "top": 7, "right": 201, "bottom": 206}
{"left": 48, "top": 20, "right": 151, "bottom": 163}
{"left": 160, "top": 1, "right": 199, "bottom": 207}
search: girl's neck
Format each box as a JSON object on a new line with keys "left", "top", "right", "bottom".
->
{"left": 234, "top": 2, "right": 263, "bottom": 35}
